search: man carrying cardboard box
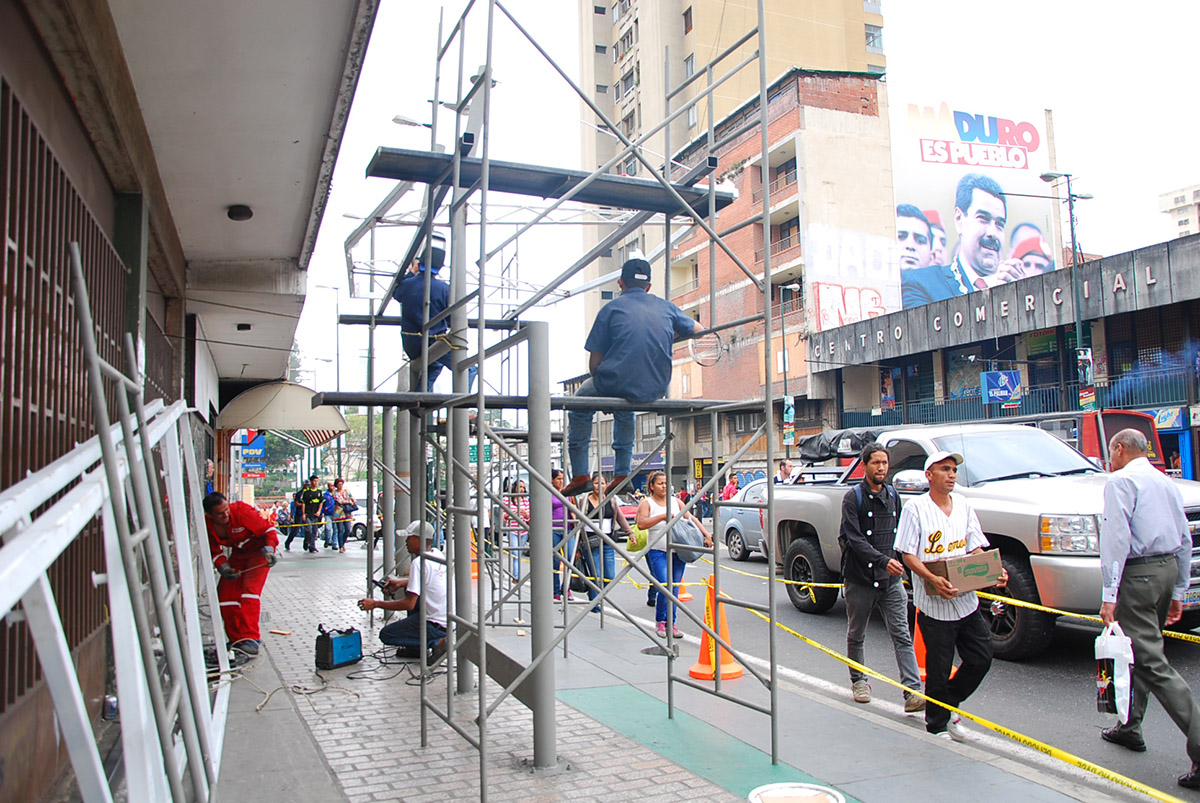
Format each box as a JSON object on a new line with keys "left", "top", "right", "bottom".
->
{"left": 895, "top": 450, "right": 1008, "bottom": 741}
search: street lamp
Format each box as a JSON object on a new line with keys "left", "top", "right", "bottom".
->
{"left": 1039, "top": 172, "right": 1096, "bottom": 394}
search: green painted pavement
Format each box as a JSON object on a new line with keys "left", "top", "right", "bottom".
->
{"left": 558, "top": 684, "right": 860, "bottom": 802}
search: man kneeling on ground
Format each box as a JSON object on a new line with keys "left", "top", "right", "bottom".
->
{"left": 357, "top": 521, "right": 448, "bottom": 661}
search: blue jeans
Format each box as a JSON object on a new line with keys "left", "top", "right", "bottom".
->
{"left": 552, "top": 526, "right": 577, "bottom": 596}
{"left": 583, "top": 542, "right": 615, "bottom": 602}
{"left": 333, "top": 519, "right": 350, "bottom": 549}
{"left": 646, "top": 549, "right": 686, "bottom": 624}
{"left": 421, "top": 361, "right": 478, "bottom": 393}
{"left": 568, "top": 378, "right": 634, "bottom": 479}
{"left": 379, "top": 610, "right": 446, "bottom": 653}
{"left": 321, "top": 514, "right": 333, "bottom": 545}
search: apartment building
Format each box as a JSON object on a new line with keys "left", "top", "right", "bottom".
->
{"left": 1160, "top": 184, "right": 1200, "bottom": 238}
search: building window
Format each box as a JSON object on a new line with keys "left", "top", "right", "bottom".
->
{"left": 684, "top": 54, "right": 695, "bottom": 78}
{"left": 732, "top": 412, "right": 765, "bottom": 434}
{"left": 681, "top": 371, "right": 691, "bottom": 395}
{"left": 595, "top": 44, "right": 607, "bottom": 55}
{"left": 600, "top": 290, "right": 614, "bottom": 300}
{"left": 1194, "top": 190, "right": 1200, "bottom": 200}
{"left": 1179, "top": 219, "right": 1190, "bottom": 226}
{"left": 777, "top": 216, "right": 800, "bottom": 248}
{"left": 776, "top": 158, "right": 797, "bottom": 186}
{"left": 640, "top": 414, "right": 661, "bottom": 437}
{"left": 621, "top": 68, "right": 636, "bottom": 96}
{"left": 865, "top": 24, "right": 884, "bottom": 53}
{"left": 596, "top": 84, "right": 609, "bottom": 95}
{"left": 618, "top": 28, "right": 634, "bottom": 57}
{"left": 595, "top": 4, "right": 606, "bottom": 13}
{"left": 687, "top": 106, "right": 698, "bottom": 128}
{"left": 621, "top": 110, "right": 637, "bottom": 137}
{"left": 1175, "top": 195, "right": 1186, "bottom": 205}
{"left": 867, "top": 63, "right": 886, "bottom": 75}
{"left": 683, "top": 7, "right": 693, "bottom": 34}
{"left": 624, "top": 156, "right": 638, "bottom": 176}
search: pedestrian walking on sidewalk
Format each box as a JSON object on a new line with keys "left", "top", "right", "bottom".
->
{"left": 550, "top": 469, "right": 576, "bottom": 601}
{"left": 581, "top": 473, "right": 635, "bottom": 612}
{"left": 839, "top": 443, "right": 923, "bottom": 712}
{"left": 637, "top": 471, "right": 712, "bottom": 638}
{"left": 894, "top": 451, "right": 1007, "bottom": 740}
{"left": 1096, "top": 429, "right": 1200, "bottom": 789}
{"left": 204, "top": 492, "right": 279, "bottom": 656}
{"left": 298, "top": 475, "right": 324, "bottom": 553}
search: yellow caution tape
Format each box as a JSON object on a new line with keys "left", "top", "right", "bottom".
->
{"left": 977, "top": 592, "right": 1200, "bottom": 645}
{"left": 746, "top": 608, "right": 1186, "bottom": 803}
{"left": 699, "top": 557, "right": 845, "bottom": 589}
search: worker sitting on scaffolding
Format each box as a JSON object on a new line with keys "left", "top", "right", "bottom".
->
{"left": 562, "top": 257, "right": 697, "bottom": 497}
{"left": 392, "top": 231, "right": 476, "bottom": 393}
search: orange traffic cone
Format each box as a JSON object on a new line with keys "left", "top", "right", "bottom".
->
{"left": 678, "top": 583, "right": 693, "bottom": 602}
{"left": 470, "top": 540, "right": 479, "bottom": 579}
{"left": 689, "top": 575, "right": 743, "bottom": 680}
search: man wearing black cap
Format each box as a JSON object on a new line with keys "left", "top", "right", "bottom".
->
{"left": 562, "top": 257, "right": 697, "bottom": 497}
{"left": 393, "top": 233, "right": 457, "bottom": 392}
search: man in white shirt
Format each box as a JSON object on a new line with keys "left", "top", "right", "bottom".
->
{"left": 1097, "top": 429, "right": 1200, "bottom": 789}
{"left": 894, "top": 450, "right": 1007, "bottom": 740}
{"left": 357, "top": 521, "right": 448, "bottom": 661}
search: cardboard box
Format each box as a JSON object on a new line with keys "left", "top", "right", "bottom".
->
{"left": 923, "top": 549, "right": 1003, "bottom": 595}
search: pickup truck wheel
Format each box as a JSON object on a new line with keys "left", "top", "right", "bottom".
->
{"left": 784, "top": 538, "right": 839, "bottom": 614}
{"left": 978, "top": 555, "right": 1055, "bottom": 661}
{"left": 726, "top": 529, "right": 750, "bottom": 562}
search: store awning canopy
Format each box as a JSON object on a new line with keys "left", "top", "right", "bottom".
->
{"left": 216, "top": 382, "right": 349, "bottom": 447}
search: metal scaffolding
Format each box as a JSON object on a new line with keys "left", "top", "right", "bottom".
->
{"left": 324, "top": 0, "right": 783, "bottom": 797}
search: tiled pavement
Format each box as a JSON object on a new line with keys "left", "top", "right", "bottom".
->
{"left": 215, "top": 544, "right": 1137, "bottom": 803}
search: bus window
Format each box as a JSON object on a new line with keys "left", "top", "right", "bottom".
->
{"left": 1038, "top": 418, "right": 1078, "bottom": 450}
{"left": 1100, "top": 411, "right": 1163, "bottom": 466}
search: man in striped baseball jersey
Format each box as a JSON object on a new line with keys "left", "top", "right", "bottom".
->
{"left": 894, "top": 451, "right": 1007, "bottom": 740}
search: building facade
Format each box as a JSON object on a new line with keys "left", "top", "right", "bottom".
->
{"left": 1160, "top": 184, "right": 1200, "bottom": 238}
{"left": 811, "top": 235, "right": 1200, "bottom": 479}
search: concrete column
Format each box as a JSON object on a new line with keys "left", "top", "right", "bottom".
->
{"left": 450, "top": 185, "right": 474, "bottom": 693}
{"left": 527, "top": 321, "right": 556, "bottom": 767}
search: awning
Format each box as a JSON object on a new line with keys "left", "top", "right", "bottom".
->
{"left": 216, "top": 381, "right": 349, "bottom": 447}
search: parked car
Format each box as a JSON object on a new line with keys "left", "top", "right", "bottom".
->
{"left": 720, "top": 478, "right": 768, "bottom": 561}
{"left": 772, "top": 423, "right": 1200, "bottom": 660}
{"left": 350, "top": 506, "right": 382, "bottom": 541}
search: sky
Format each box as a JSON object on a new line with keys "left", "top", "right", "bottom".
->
{"left": 295, "top": 0, "right": 1200, "bottom": 393}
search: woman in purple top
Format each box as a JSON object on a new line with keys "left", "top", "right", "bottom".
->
{"left": 549, "top": 469, "right": 577, "bottom": 601}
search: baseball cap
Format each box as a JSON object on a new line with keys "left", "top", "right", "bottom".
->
{"left": 621, "top": 258, "right": 651, "bottom": 285}
{"left": 403, "top": 520, "right": 436, "bottom": 541}
{"left": 924, "top": 450, "right": 964, "bottom": 471}
{"left": 923, "top": 209, "right": 944, "bottom": 229}
{"left": 1012, "top": 235, "right": 1050, "bottom": 261}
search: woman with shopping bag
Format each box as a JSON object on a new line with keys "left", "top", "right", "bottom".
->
{"left": 636, "top": 470, "right": 711, "bottom": 638}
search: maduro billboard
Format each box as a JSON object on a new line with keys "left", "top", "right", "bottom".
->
{"left": 892, "top": 101, "right": 1058, "bottom": 310}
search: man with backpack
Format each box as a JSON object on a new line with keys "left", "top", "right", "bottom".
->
{"left": 840, "top": 442, "right": 923, "bottom": 712}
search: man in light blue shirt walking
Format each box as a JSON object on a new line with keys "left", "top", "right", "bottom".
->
{"left": 1098, "top": 428, "right": 1200, "bottom": 789}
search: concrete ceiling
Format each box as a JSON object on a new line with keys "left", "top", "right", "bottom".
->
{"left": 107, "top": 0, "right": 375, "bottom": 380}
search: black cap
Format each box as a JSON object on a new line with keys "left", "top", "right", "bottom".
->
{"left": 621, "top": 258, "right": 651, "bottom": 286}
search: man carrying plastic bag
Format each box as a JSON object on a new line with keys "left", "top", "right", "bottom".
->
{"left": 1095, "top": 622, "right": 1133, "bottom": 724}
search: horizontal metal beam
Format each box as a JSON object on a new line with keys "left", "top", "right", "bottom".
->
{"left": 366, "top": 148, "right": 734, "bottom": 217}
{"left": 337, "top": 313, "right": 520, "bottom": 331}
{"left": 311, "top": 391, "right": 738, "bottom": 414}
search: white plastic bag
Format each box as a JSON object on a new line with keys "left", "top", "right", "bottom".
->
{"left": 1095, "top": 622, "right": 1134, "bottom": 724}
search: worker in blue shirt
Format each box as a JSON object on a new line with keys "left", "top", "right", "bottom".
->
{"left": 562, "top": 258, "right": 697, "bottom": 497}
{"left": 392, "top": 234, "right": 456, "bottom": 392}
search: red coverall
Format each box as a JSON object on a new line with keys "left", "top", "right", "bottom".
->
{"left": 207, "top": 501, "right": 279, "bottom": 643}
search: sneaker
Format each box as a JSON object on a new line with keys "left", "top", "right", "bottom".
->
{"left": 671, "top": 625, "right": 683, "bottom": 638}
{"left": 231, "top": 639, "right": 260, "bottom": 656}
{"left": 646, "top": 598, "right": 656, "bottom": 608}
{"left": 851, "top": 680, "right": 871, "bottom": 704}
{"left": 904, "top": 693, "right": 926, "bottom": 713}
{"left": 561, "top": 474, "right": 593, "bottom": 497}
{"left": 554, "top": 593, "right": 562, "bottom": 602}
{"left": 566, "top": 590, "right": 574, "bottom": 602}
{"left": 656, "top": 622, "right": 667, "bottom": 637}
{"left": 946, "top": 714, "right": 970, "bottom": 742}
{"left": 934, "top": 731, "right": 954, "bottom": 741}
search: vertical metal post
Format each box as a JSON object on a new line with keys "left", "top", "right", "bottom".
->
{"left": 755, "top": 0, "right": 780, "bottom": 764}
{"left": 367, "top": 294, "right": 377, "bottom": 599}
{"left": 383, "top": 407, "right": 396, "bottom": 577}
{"left": 527, "top": 321, "right": 556, "bottom": 767}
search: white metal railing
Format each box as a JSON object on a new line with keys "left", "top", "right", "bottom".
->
{"left": 0, "top": 398, "right": 227, "bottom": 802}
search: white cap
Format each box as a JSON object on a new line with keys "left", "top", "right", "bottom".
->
{"left": 402, "top": 520, "right": 436, "bottom": 541}
{"left": 924, "top": 450, "right": 964, "bottom": 471}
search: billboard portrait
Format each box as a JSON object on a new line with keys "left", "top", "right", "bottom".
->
{"left": 890, "top": 100, "right": 1057, "bottom": 310}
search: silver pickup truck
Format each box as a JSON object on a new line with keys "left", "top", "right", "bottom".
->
{"left": 772, "top": 423, "right": 1200, "bottom": 660}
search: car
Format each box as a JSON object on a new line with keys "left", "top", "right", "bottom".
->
{"left": 349, "top": 506, "right": 382, "bottom": 541}
{"left": 720, "top": 478, "right": 768, "bottom": 561}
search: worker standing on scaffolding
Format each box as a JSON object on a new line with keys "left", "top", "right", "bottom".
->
{"left": 203, "top": 492, "right": 279, "bottom": 657}
{"left": 562, "top": 257, "right": 697, "bottom": 497}
{"left": 392, "top": 232, "right": 477, "bottom": 393}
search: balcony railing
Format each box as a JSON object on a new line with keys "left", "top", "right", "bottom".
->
{"left": 673, "top": 277, "right": 700, "bottom": 295}
{"left": 755, "top": 233, "right": 800, "bottom": 263}
{"left": 752, "top": 171, "right": 797, "bottom": 204}
{"left": 841, "top": 367, "right": 1194, "bottom": 429}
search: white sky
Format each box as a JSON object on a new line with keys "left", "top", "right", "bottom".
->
{"left": 296, "top": 0, "right": 1200, "bottom": 391}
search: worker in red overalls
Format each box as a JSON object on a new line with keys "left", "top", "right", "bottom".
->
{"left": 203, "top": 492, "right": 279, "bottom": 655}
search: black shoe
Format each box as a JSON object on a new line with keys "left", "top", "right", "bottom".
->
{"left": 1180, "top": 764, "right": 1200, "bottom": 789}
{"left": 231, "top": 639, "right": 260, "bottom": 656}
{"left": 646, "top": 598, "right": 656, "bottom": 607}
{"left": 1101, "top": 726, "right": 1146, "bottom": 752}
{"left": 429, "top": 637, "right": 447, "bottom": 665}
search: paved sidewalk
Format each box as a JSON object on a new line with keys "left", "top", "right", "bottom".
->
{"left": 215, "top": 547, "right": 1138, "bottom": 802}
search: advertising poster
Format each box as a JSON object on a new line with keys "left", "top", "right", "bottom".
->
{"left": 805, "top": 223, "right": 900, "bottom": 333}
{"left": 981, "top": 370, "right": 1023, "bottom": 404}
{"left": 880, "top": 368, "right": 898, "bottom": 411}
{"left": 890, "top": 100, "right": 1057, "bottom": 310}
